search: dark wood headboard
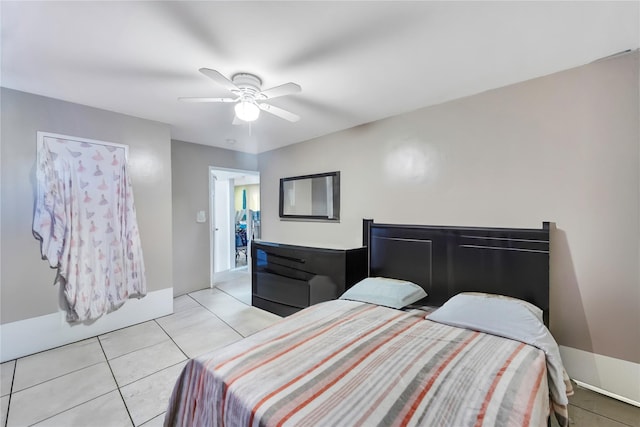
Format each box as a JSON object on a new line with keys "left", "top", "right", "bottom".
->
{"left": 362, "top": 219, "right": 550, "bottom": 325}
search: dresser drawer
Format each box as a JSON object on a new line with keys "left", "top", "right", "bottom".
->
{"left": 257, "top": 245, "right": 346, "bottom": 281}
{"left": 253, "top": 271, "right": 309, "bottom": 308}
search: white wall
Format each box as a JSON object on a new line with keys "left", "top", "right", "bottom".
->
{"left": 258, "top": 51, "right": 640, "bottom": 402}
{"left": 1, "top": 88, "right": 173, "bottom": 361}
{"left": 171, "top": 140, "right": 257, "bottom": 296}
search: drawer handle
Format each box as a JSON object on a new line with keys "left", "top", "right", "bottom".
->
{"left": 267, "top": 252, "right": 306, "bottom": 264}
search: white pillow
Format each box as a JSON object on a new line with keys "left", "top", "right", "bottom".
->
{"left": 425, "top": 293, "right": 545, "bottom": 333}
{"left": 459, "top": 292, "right": 543, "bottom": 323}
{"left": 339, "top": 277, "right": 427, "bottom": 309}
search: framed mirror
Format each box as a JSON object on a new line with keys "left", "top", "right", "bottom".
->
{"left": 279, "top": 172, "right": 340, "bottom": 220}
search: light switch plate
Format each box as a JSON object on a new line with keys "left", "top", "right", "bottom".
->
{"left": 196, "top": 210, "right": 206, "bottom": 223}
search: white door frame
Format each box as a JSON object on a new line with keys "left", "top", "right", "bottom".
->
{"left": 209, "top": 169, "right": 236, "bottom": 285}
{"left": 208, "top": 170, "right": 217, "bottom": 286}
{"left": 208, "top": 166, "right": 260, "bottom": 286}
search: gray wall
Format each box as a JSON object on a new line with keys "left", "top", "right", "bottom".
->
{"left": 1, "top": 88, "right": 172, "bottom": 324}
{"left": 171, "top": 139, "right": 257, "bottom": 296}
{"left": 258, "top": 51, "right": 640, "bottom": 364}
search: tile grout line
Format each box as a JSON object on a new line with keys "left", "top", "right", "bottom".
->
{"left": 110, "top": 359, "right": 187, "bottom": 393}
{"left": 207, "top": 278, "right": 282, "bottom": 337}
{"left": 153, "top": 294, "right": 210, "bottom": 358}
{"left": 96, "top": 336, "right": 135, "bottom": 427}
{"left": 23, "top": 390, "right": 116, "bottom": 427}
{"left": 139, "top": 413, "right": 166, "bottom": 426}
{"left": 3, "top": 362, "right": 16, "bottom": 427}
{"left": 107, "top": 337, "right": 176, "bottom": 363}
{"left": 568, "top": 402, "right": 638, "bottom": 427}
{"left": 187, "top": 292, "right": 247, "bottom": 339}
{"left": 214, "top": 285, "right": 283, "bottom": 327}
{"left": 153, "top": 319, "right": 190, "bottom": 360}
{"left": 3, "top": 338, "right": 99, "bottom": 361}
{"left": 211, "top": 276, "right": 255, "bottom": 309}
{"left": 105, "top": 353, "right": 188, "bottom": 389}
{"left": 215, "top": 284, "right": 252, "bottom": 306}
{"left": 8, "top": 359, "right": 105, "bottom": 395}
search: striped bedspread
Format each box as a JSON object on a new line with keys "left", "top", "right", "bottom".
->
{"left": 165, "top": 300, "right": 567, "bottom": 427}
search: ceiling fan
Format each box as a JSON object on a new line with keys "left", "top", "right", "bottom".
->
{"left": 180, "top": 68, "right": 301, "bottom": 123}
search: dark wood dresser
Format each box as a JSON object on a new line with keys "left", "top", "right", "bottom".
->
{"left": 251, "top": 241, "right": 368, "bottom": 316}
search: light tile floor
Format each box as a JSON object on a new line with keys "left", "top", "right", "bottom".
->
{"left": 1, "top": 268, "right": 281, "bottom": 427}
{"left": 2, "top": 268, "right": 639, "bottom": 426}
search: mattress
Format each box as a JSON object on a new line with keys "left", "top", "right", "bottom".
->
{"left": 165, "top": 300, "right": 568, "bottom": 426}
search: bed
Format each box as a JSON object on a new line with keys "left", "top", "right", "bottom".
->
{"left": 165, "top": 220, "right": 571, "bottom": 426}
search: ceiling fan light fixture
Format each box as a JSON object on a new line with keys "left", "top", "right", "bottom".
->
{"left": 234, "top": 100, "right": 260, "bottom": 122}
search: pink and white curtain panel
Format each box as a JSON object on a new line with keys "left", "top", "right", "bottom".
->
{"left": 33, "top": 133, "right": 146, "bottom": 322}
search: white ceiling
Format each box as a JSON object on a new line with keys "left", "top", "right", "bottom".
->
{"left": 2, "top": 1, "right": 638, "bottom": 154}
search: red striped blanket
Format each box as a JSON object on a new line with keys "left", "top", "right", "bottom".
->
{"left": 165, "top": 300, "right": 568, "bottom": 426}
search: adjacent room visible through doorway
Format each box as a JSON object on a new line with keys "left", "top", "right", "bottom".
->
{"left": 209, "top": 168, "right": 260, "bottom": 285}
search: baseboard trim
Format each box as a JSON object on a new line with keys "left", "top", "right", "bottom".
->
{"left": 559, "top": 345, "right": 640, "bottom": 407}
{"left": 0, "top": 288, "right": 173, "bottom": 362}
{"left": 573, "top": 380, "right": 640, "bottom": 408}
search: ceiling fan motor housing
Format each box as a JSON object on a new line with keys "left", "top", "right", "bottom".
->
{"left": 231, "top": 73, "right": 264, "bottom": 100}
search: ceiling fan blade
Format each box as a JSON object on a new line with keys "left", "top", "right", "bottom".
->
{"left": 178, "top": 97, "right": 237, "bottom": 103}
{"left": 258, "top": 103, "right": 300, "bottom": 122}
{"left": 260, "top": 82, "right": 301, "bottom": 100}
{"left": 199, "top": 68, "right": 239, "bottom": 92}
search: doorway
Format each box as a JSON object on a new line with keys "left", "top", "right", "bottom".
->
{"left": 209, "top": 167, "right": 260, "bottom": 285}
